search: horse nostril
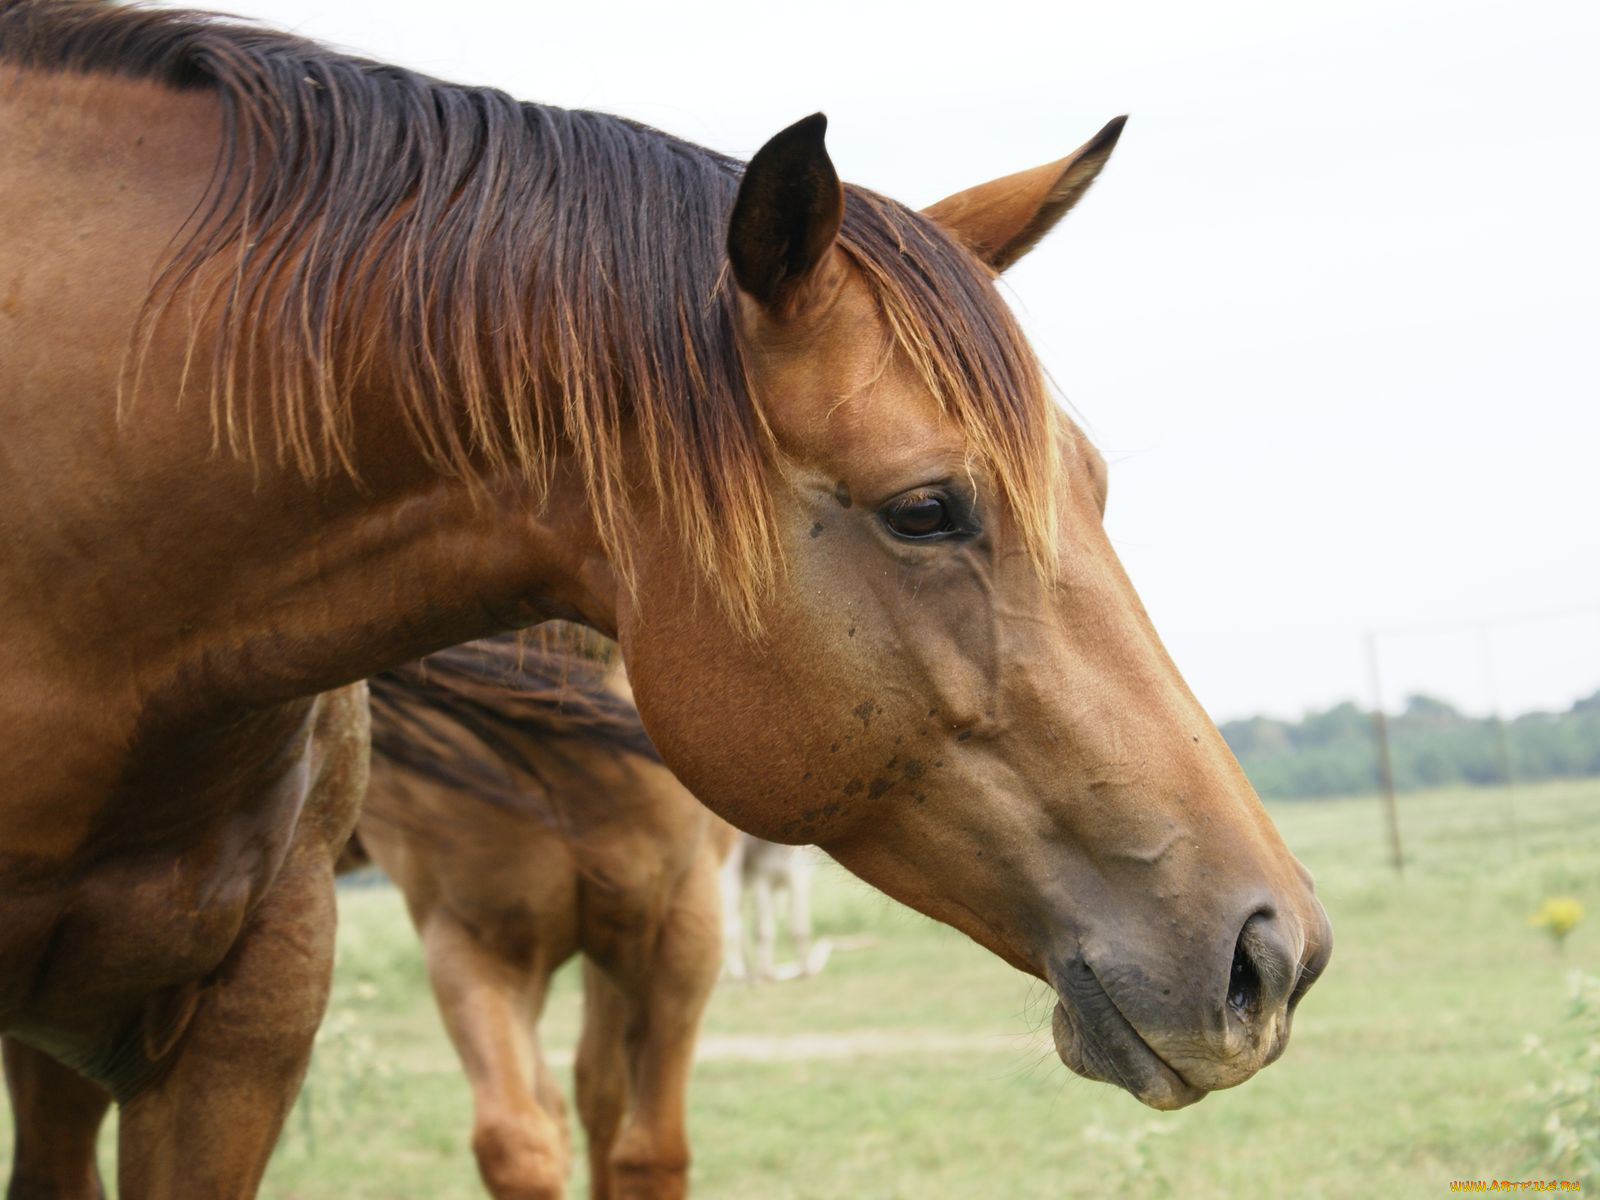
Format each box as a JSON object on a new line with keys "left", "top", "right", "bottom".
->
{"left": 1229, "top": 910, "right": 1296, "bottom": 1024}
{"left": 1228, "top": 930, "right": 1263, "bottom": 1019}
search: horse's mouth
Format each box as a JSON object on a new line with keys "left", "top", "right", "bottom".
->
{"left": 1049, "top": 957, "right": 1207, "bottom": 1111}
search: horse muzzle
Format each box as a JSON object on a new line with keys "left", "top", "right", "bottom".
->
{"left": 1047, "top": 895, "right": 1333, "bottom": 1110}
{"left": 1048, "top": 954, "right": 1206, "bottom": 1110}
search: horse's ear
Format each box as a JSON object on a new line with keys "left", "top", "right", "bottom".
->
{"left": 923, "top": 115, "right": 1127, "bottom": 272}
{"left": 728, "top": 113, "right": 844, "bottom": 313}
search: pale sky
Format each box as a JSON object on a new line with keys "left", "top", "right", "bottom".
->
{"left": 176, "top": 0, "right": 1599, "bottom": 721}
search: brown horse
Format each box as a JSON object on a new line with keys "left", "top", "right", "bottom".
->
{"left": 353, "top": 637, "right": 732, "bottom": 1199}
{"left": 0, "top": 0, "right": 1328, "bottom": 1192}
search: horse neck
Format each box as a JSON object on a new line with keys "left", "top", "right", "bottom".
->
{"left": 1, "top": 68, "right": 641, "bottom": 722}
{"left": 10, "top": 341, "right": 619, "bottom": 724}
{"left": 162, "top": 434, "right": 627, "bottom": 717}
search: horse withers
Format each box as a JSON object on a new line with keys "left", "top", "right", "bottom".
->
{"left": 1, "top": 1, "right": 1326, "bottom": 1190}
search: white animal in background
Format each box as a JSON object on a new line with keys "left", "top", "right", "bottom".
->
{"left": 720, "top": 834, "right": 833, "bottom": 982}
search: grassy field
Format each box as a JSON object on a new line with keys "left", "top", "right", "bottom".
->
{"left": 5, "top": 778, "right": 1598, "bottom": 1196}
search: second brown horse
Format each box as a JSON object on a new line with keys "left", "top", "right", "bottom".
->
{"left": 355, "top": 637, "right": 731, "bottom": 1200}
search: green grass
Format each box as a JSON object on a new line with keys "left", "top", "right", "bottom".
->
{"left": 5, "top": 779, "right": 1599, "bottom": 1197}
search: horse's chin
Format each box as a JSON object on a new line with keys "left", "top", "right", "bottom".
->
{"left": 1050, "top": 992, "right": 1207, "bottom": 1112}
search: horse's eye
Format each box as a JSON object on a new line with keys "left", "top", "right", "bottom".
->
{"left": 882, "top": 493, "right": 952, "bottom": 539}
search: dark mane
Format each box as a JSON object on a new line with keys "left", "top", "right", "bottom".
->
{"left": 0, "top": 0, "right": 1060, "bottom": 624}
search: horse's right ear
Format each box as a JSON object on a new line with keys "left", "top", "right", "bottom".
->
{"left": 727, "top": 113, "right": 844, "bottom": 315}
{"left": 922, "top": 116, "right": 1126, "bottom": 272}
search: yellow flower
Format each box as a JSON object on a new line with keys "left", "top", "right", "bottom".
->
{"left": 1530, "top": 897, "right": 1584, "bottom": 941}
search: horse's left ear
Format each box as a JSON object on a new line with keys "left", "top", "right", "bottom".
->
{"left": 728, "top": 113, "right": 845, "bottom": 314}
{"left": 922, "top": 115, "right": 1127, "bottom": 272}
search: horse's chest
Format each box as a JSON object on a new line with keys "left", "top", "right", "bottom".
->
{"left": 0, "top": 703, "right": 321, "bottom": 1032}
{"left": 24, "top": 863, "right": 252, "bottom": 1003}
{"left": 1, "top": 811, "right": 295, "bottom": 1029}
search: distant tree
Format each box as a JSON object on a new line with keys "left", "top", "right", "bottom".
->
{"left": 1219, "top": 688, "right": 1600, "bottom": 800}
{"left": 1292, "top": 702, "right": 1370, "bottom": 750}
{"left": 1400, "top": 693, "right": 1465, "bottom": 726}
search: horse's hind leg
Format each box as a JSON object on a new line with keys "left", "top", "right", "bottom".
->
{"left": 574, "top": 960, "right": 628, "bottom": 1200}
{"left": 531, "top": 1031, "right": 572, "bottom": 1176}
{"left": 3, "top": 1037, "right": 111, "bottom": 1200}
{"left": 599, "top": 860, "right": 722, "bottom": 1200}
{"left": 422, "top": 917, "right": 568, "bottom": 1200}
{"left": 113, "top": 840, "right": 338, "bottom": 1198}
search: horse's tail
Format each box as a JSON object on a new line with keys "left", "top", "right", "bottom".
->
{"left": 364, "top": 625, "right": 661, "bottom": 828}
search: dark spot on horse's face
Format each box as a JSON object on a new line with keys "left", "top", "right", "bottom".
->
{"left": 853, "top": 699, "right": 876, "bottom": 728}
{"left": 867, "top": 776, "right": 894, "bottom": 799}
{"left": 801, "top": 771, "right": 812, "bottom": 782}
{"left": 829, "top": 741, "right": 839, "bottom": 754}
{"left": 847, "top": 626, "right": 855, "bottom": 638}
{"left": 834, "top": 481, "right": 852, "bottom": 508}
{"left": 842, "top": 778, "right": 864, "bottom": 796}
{"left": 956, "top": 729, "right": 973, "bottom": 742}
{"left": 810, "top": 522, "right": 825, "bottom": 538}
{"left": 902, "top": 758, "right": 925, "bottom": 780}
{"left": 884, "top": 755, "right": 899, "bottom": 770}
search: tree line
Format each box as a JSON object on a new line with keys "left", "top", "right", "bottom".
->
{"left": 1218, "top": 689, "right": 1600, "bottom": 800}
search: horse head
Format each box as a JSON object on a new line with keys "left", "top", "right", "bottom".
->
{"left": 618, "top": 114, "right": 1331, "bottom": 1109}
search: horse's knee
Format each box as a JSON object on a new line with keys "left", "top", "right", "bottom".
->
{"left": 471, "top": 1114, "right": 567, "bottom": 1200}
{"left": 5, "top": 1163, "right": 106, "bottom": 1200}
{"left": 609, "top": 1129, "right": 689, "bottom": 1200}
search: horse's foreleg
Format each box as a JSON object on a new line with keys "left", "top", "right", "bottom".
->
{"left": 113, "top": 846, "right": 336, "bottom": 1199}
{"left": 574, "top": 960, "right": 628, "bottom": 1200}
{"left": 606, "top": 862, "right": 721, "bottom": 1200}
{"left": 786, "top": 858, "right": 816, "bottom": 974}
{"left": 750, "top": 872, "right": 777, "bottom": 981}
{"left": 422, "top": 917, "right": 567, "bottom": 1200}
{"left": 3, "top": 1037, "right": 112, "bottom": 1200}
{"left": 716, "top": 853, "right": 746, "bottom": 982}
